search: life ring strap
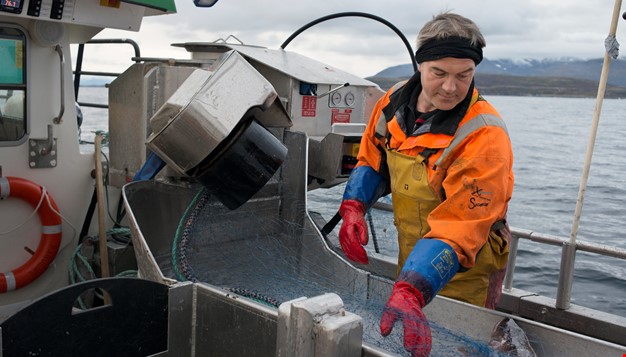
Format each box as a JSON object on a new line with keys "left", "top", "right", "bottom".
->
{"left": 42, "top": 225, "right": 63, "bottom": 234}
{"left": 0, "top": 272, "right": 16, "bottom": 292}
{"left": 0, "top": 177, "right": 10, "bottom": 200}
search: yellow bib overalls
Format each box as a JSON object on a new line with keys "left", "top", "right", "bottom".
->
{"left": 386, "top": 148, "right": 509, "bottom": 307}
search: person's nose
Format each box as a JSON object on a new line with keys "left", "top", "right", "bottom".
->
{"left": 442, "top": 76, "right": 456, "bottom": 93}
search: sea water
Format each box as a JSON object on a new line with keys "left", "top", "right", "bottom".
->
{"left": 76, "top": 86, "right": 626, "bottom": 318}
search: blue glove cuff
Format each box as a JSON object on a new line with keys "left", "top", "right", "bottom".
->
{"left": 133, "top": 152, "right": 167, "bottom": 181}
{"left": 342, "top": 166, "right": 386, "bottom": 207}
{"left": 397, "top": 239, "right": 459, "bottom": 305}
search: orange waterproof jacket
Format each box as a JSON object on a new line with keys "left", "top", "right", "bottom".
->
{"left": 356, "top": 81, "right": 514, "bottom": 268}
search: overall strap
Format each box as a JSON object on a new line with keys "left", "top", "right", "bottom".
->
{"left": 419, "top": 148, "right": 439, "bottom": 166}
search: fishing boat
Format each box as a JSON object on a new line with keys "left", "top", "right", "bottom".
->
{"left": 1, "top": 0, "right": 625, "bottom": 355}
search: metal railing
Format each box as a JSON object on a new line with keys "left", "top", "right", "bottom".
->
{"left": 506, "top": 227, "right": 626, "bottom": 309}
{"left": 73, "top": 39, "right": 142, "bottom": 109}
{"left": 371, "top": 201, "right": 626, "bottom": 310}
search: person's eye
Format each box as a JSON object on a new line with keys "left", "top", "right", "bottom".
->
{"left": 458, "top": 72, "right": 474, "bottom": 81}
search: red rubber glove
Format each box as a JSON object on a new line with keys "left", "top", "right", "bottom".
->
{"left": 338, "top": 199, "right": 369, "bottom": 264}
{"left": 380, "top": 281, "right": 431, "bottom": 357}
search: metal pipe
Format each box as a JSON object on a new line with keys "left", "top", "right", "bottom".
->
{"left": 369, "top": 203, "right": 626, "bottom": 296}
{"left": 509, "top": 227, "right": 626, "bottom": 309}
{"left": 315, "top": 83, "right": 350, "bottom": 98}
{"left": 72, "top": 38, "right": 144, "bottom": 107}
{"left": 372, "top": 203, "right": 626, "bottom": 260}
{"left": 130, "top": 57, "right": 209, "bottom": 66}
{"left": 74, "top": 43, "right": 85, "bottom": 98}
{"left": 556, "top": 242, "right": 577, "bottom": 310}
{"left": 368, "top": 203, "right": 626, "bottom": 260}
{"left": 87, "top": 38, "right": 141, "bottom": 59}
{"left": 53, "top": 44, "right": 65, "bottom": 124}
{"left": 510, "top": 228, "right": 626, "bottom": 259}
{"left": 74, "top": 70, "right": 123, "bottom": 77}
{"left": 95, "top": 134, "right": 111, "bottom": 285}
{"left": 576, "top": 240, "right": 626, "bottom": 259}
{"left": 503, "top": 235, "right": 519, "bottom": 291}
{"left": 76, "top": 101, "right": 108, "bottom": 109}
{"left": 512, "top": 229, "right": 571, "bottom": 247}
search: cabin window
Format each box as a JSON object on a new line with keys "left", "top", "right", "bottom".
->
{"left": 0, "top": 25, "right": 26, "bottom": 143}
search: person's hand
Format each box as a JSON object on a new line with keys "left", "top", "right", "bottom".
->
{"left": 380, "top": 281, "right": 431, "bottom": 357}
{"left": 380, "top": 239, "right": 458, "bottom": 356}
{"left": 338, "top": 199, "right": 369, "bottom": 264}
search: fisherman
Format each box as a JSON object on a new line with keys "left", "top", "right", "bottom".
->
{"left": 337, "top": 12, "right": 514, "bottom": 356}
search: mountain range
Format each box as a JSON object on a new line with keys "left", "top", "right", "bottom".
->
{"left": 80, "top": 57, "right": 626, "bottom": 98}
{"left": 368, "top": 58, "right": 626, "bottom": 98}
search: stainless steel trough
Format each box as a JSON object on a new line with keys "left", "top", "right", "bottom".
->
{"left": 123, "top": 131, "right": 626, "bottom": 356}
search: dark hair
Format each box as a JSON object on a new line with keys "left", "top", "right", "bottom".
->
{"left": 417, "top": 12, "right": 486, "bottom": 49}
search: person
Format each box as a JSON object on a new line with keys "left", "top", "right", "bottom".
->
{"left": 337, "top": 12, "right": 514, "bottom": 356}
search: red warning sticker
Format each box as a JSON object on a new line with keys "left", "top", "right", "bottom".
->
{"left": 332, "top": 108, "right": 352, "bottom": 123}
{"left": 302, "top": 96, "right": 316, "bottom": 117}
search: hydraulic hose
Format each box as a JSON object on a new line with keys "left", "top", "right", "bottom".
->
{"left": 280, "top": 11, "right": 418, "bottom": 73}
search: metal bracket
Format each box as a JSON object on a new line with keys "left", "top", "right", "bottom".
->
{"left": 28, "top": 124, "right": 57, "bottom": 168}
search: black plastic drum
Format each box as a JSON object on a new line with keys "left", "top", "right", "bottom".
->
{"left": 189, "top": 117, "right": 287, "bottom": 210}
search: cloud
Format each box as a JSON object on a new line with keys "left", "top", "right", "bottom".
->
{"left": 86, "top": 0, "right": 625, "bottom": 77}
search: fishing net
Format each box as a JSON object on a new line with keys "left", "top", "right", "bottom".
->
{"left": 160, "top": 185, "right": 518, "bottom": 356}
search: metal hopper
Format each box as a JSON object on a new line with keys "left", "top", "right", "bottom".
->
{"left": 123, "top": 131, "right": 626, "bottom": 356}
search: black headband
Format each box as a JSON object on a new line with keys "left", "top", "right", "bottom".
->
{"left": 414, "top": 36, "right": 483, "bottom": 65}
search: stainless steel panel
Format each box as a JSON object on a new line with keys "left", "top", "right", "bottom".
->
{"left": 182, "top": 42, "right": 374, "bottom": 86}
{"left": 307, "top": 133, "right": 344, "bottom": 184}
{"left": 109, "top": 63, "right": 197, "bottom": 187}
{"left": 194, "top": 283, "right": 278, "bottom": 356}
{"left": 426, "top": 295, "right": 626, "bottom": 356}
{"left": 146, "top": 50, "right": 290, "bottom": 174}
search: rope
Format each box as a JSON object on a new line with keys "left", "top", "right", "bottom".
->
{"left": 172, "top": 187, "right": 210, "bottom": 282}
{"left": 227, "top": 287, "right": 281, "bottom": 308}
{"left": 68, "top": 231, "right": 137, "bottom": 309}
{"left": 108, "top": 227, "right": 132, "bottom": 245}
{"left": 171, "top": 188, "right": 282, "bottom": 308}
{"left": 0, "top": 186, "right": 47, "bottom": 235}
{"left": 605, "top": 35, "right": 620, "bottom": 59}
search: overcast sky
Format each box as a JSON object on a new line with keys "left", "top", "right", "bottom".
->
{"left": 79, "top": 0, "right": 625, "bottom": 78}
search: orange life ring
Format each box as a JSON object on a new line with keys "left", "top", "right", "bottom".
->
{"left": 0, "top": 176, "right": 62, "bottom": 292}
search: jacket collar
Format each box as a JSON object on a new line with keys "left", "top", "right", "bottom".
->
{"left": 387, "top": 71, "right": 475, "bottom": 137}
